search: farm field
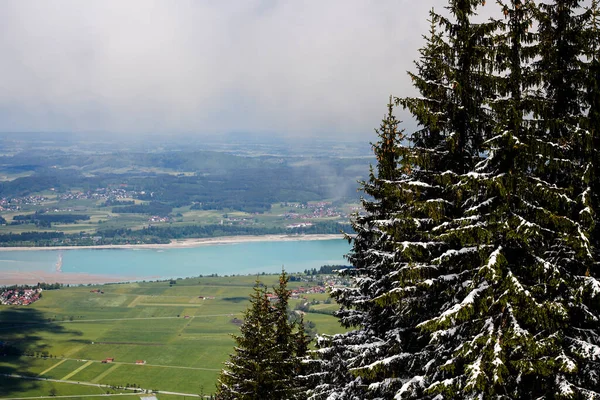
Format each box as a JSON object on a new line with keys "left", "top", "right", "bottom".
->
{"left": 0, "top": 274, "right": 346, "bottom": 399}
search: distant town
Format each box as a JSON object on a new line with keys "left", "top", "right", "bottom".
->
{"left": 0, "top": 288, "right": 42, "bottom": 305}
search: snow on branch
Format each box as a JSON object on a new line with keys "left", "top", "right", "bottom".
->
{"left": 568, "top": 337, "right": 600, "bottom": 361}
{"left": 396, "top": 375, "right": 426, "bottom": 399}
{"left": 432, "top": 247, "right": 479, "bottom": 264}
{"left": 418, "top": 281, "right": 490, "bottom": 329}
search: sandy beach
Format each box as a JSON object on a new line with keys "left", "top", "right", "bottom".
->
{"left": 0, "top": 233, "right": 348, "bottom": 252}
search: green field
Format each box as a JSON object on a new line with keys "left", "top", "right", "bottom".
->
{"left": 0, "top": 275, "right": 347, "bottom": 399}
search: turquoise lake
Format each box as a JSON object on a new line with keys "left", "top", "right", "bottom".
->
{"left": 0, "top": 239, "right": 352, "bottom": 281}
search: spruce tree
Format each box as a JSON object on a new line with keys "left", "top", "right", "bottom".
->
{"left": 216, "top": 281, "right": 277, "bottom": 399}
{"left": 306, "top": 97, "right": 407, "bottom": 400}
{"left": 216, "top": 272, "right": 309, "bottom": 400}
{"left": 416, "top": 0, "right": 600, "bottom": 397}
{"left": 273, "top": 270, "right": 309, "bottom": 399}
{"left": 534, "top": 0, "right": 587, "bottom": 228}
{"left": 310, "top": 0, "right": 600, "bottom": 398}
{"left": 583, "top": 0, "right": 600, "bottom": 270}
{"left": 536, "top": 0, "right": 585, "bottom": 146}
{"left": 309, "top": 2, "right": 497, "bottom": 397}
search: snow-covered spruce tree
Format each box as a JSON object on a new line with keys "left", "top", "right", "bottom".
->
{"left": 411, "top": 0, "right": 600, "bottom": 397}
{"left": 535, "top": 0, "right": 589, "bottom": 230}
{"left": 307, "top": 3, "right": 498, "bottom": 398}
{"left": 216, "top": 273, "right": 309, "bottom": 400}
{"left": 305, "top": 97, "right": 407, "bottom": 400}
{"left": 536, "top": 0, "right": 586, "bottom": 149}
{"left": 582, "top": 0, "right": 600, "bottom": 267}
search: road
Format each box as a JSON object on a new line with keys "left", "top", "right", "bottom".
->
{"left": 25, "top": 355, "right": 221, "bottom": 372}
{"left": 0, "top": 313, "right": 241, "bottom": 331}
{"left": 0, "top": 373, "right": 202, "bottom": 398}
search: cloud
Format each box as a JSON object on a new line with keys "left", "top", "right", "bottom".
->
{"left": 0, "top": 0, "right": 449, "bottom": 138}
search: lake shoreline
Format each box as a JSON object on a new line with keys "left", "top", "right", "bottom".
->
{"left": 0, "top": 233, "right": 349, "bottom": 252}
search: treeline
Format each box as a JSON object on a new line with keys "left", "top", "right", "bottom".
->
{"left": 112, "top": 202, "right": 172, "bottom": 216}
{"left": 190, "top": 200, "right": 272, "bottom": 213}
{"left": 103, "top": 199, "right": 135, "bottom": 206}
{"left": 0, "top": 231, "right": 167, "bottom": 247}
{"left": 1, "top": 283, "right": 62, "bottom": 290}
{"left": 303, "top": 264, "right": 353, "bottom": 275}
{"left": 99, "top": 221, "right": 353, "bottom": 240}
{"left": 0, "top": 231, "right": 65, "bottom": 244}
{"left": 12, "top": 213, "right": 90, "bottom": 224}
{"left": 0, "top": 221, "right": 352, "bottom": 247}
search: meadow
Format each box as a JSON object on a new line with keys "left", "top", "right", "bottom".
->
{"left": 0, "top": 274, "right": 347, "bottom": 399}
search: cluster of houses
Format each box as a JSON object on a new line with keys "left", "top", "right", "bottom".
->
{"left": 0, "top": 195, "right": 48, "bottom": 212}
{"left": 0, "top": 288, "right": 42, "bottom": 305}
{"left": 57, "top": 187, "right": 135, "bottom": 202}
{"left": 219, "top": 217, "right": 255, "bottom": 226}
{"left": 100, "top": 357, "right": 146, "bottom": 365}
{"left": 291, "top": 285, "right": 328, "bottom": 296}
{"left": 266, "top": 285, "right": 329, "bottom": 301}
{"left": 148, "top": 215, "right": 170, "bottom": 223}
{"left": 286, "top": 222, "right": 314, "bottom": 229}
{"left": 283, "top": 201, "right": 345, "bottom": 221}
{"left": 0, "top": 186, "right": 146, "bottom": 214}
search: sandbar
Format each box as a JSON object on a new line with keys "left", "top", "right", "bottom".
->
{"left": 0, "top": 270, "right": 144, "bottom": 286}
{"left": 0, "top": 233, "right": 348, "bottom": 252}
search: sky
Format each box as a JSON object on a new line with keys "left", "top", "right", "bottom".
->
{"left": 0, "top": 0, "right": 452, "bottom": 139}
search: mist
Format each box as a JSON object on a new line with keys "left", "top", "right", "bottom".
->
{"left": 0, "top": 0, "right": 456, "bottom": 139}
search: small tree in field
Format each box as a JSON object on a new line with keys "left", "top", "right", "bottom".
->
{"left": 216, "top": 272, "right": 309, "bottom": 400}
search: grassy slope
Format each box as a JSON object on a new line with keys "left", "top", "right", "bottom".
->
{"left": 0, "top": 275, "right": 347, "bottom": 398}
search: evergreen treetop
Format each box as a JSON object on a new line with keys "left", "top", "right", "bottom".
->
{"left": 216, "top": 272, "right": 309, "bottom": 400}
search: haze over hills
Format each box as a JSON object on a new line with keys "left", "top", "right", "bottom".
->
{"left": 0, "top": 134, "right": 369, "bottom": 246}
{"left": 0, "top": 132, "right": 374, "bottom": 158}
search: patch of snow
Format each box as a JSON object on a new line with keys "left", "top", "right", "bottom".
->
{"left": 568, "top": 337, "right": 600, "bottom": 360}
{"left": 556, "top": 375, "right": 574, "bottom": 396}
{"left": 396, "top": 376, "right": 425, "bottom": 399}
{"left": 407, "top": 181, "right": 433, "bottom": 188}
{"left": 584, "top": 277, "right": 600, "bottom": 297}
{"left": 466, "top": 356, "right": 483, "bottom": 389}
{"left": 556, "top": 352, "right": 577, "bottom": 373}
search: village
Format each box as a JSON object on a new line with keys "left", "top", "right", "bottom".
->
{"left": 282, "top": 201, "right": 345, "bottom": 220}
{"left": 0, "top": 195, "right": 48, "bottom": 212}
{"left": 0, "top": 287, "right": 42, "bottom": 306}
{"left": 0, "top": 187, "right": 145, "bottom": 213}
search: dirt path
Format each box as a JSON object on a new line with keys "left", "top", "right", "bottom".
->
{"left": 126, "top": 295, "right": 144, "bottom": 308}
{"left": 37, "top": 359, "right": 67, "bottom": 377}
{"left": 90, "top": 363, "right": 120, "bottom": 383}
{"left": 61, "top": 360, "right": 93, "bottom": 380}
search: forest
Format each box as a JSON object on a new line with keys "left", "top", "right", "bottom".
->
{"left": 215, "top": 0, "right": 600, "bottom": 399}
